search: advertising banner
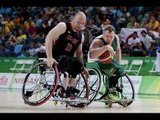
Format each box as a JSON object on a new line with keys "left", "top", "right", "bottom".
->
{"left": 1, "top": 73, "right": 160, "bottom": 96}
{"left": 139, "top": 76, "right": 160, "bottom": 95}
{"left": 0, "top": 73, "right": 12, "bottom": 89}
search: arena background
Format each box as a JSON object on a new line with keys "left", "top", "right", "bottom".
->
{"left": 0, "top": 6, "right": 160, "bottom": 113}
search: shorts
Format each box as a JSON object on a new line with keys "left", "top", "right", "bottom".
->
{"left": 97, "top": 59, "right": 124, "bottom": 78}
{"left": 57, "top": 55, "right": 84, "bottom": 78}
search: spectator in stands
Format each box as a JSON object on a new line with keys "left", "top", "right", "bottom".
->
{"left": 36, "top": 42, "right": 46, "bottom": 58}
{"left": 140, "top": 18, "right": 149, "bottom": 30}
{"left": 35, "top": 22, "right": 45, "bottom": 39}
{"left": 16, "top": 29, "right": 27, "bottom": 43}
{"left": 93, "top": 15, "right": 101, "bottom": 28}
{"left": 140, "top": 30, "right": 155, "bottom": 54}
{"left": 117, "top": 14, "right": 127, "bottom": 32}
{"left": 24, "top": 16, "right": 35, "bottom": 30}
{"left": 128, "top": 31, "right": 147, "bottom": 56}
{"left": 5, "top": 15, "right": 15, "bottom": 29}
{"left": 149, "top": 14, "right": 160, "bottom": 32}
{"left": 1, "top": 6, "right": 160, "bottom": 57}
{"left": 27, "top": 21, "right": 37, "bottom": 39}
{"left": 18, "top": 47, "right": 27, "bottom": 58}
{"left": 127, "top": 16, "right": 139, "bottom": 28}
{"left": 28, "top": 42, "right": 37, "bottom": 57}
{"left": 148, "top": 43, "right": 158, "bottom": 57}
{"left": 86, "top": 19, "right": 101, "bottom": 39}
{"left": 41, "top": 21, "right": 51, "bottom": 37}
{"left": 82, "top": 26, "right": 93, "bottom": 55}
{"left": 1, "top": 21, "right": 10, "bottom": 39}
{"left": 46, "top": 7, "right": 54, "bottom": 18}
{"left": 123, "top": 31, "right": 139, "bottom": 50}
{"left": 0, "top": 14, "right": 4, "bottom": 24}
{"left": 14, "top": 43, "right": 23, "bottom": 57}
{"left": 5, "top": 35, "right": 17, "bottom": 53}
{"left": 148, "top": 14, "right": 160, "bottom": 39}
{"left": 13, "top": 14, "right": 20, "bottom": 28}
{"left": 100, "top": 18, "right": 111, "bottom": 31}
{"left": 0, "top": 39, "right": 10, "bottom": 57}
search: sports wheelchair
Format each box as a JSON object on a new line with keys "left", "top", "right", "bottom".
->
{"left": 22, "top": 58, "right": 99, "bottom": 108}
{"left": 86, "top": 61, "right": 135, "bottom": 108}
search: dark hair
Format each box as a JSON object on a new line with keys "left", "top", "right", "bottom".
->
{"left": 103, "top": 25, "right": 116, "bottom": 33}
{"left": 141, "top": 30, "right": 147, "bottom": 34}
{"left": 133, "top": 31, "right": 137, "bottom": 34}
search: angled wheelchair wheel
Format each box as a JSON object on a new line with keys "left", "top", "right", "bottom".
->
{"left": 86, "top": 68, "right": 102, "bottom": 106}
{"left": 22, "top": 62, "right": 59, "bottom": 106}
{"left": 117, "top": 73, "right": 135, "bottom": 107}
{"left": 66, "top": 72, "right": 89, "bottom": 108}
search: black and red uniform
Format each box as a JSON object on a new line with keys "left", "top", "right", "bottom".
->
{"left": 52, "top": 22, "right": 84, "bottom": 78}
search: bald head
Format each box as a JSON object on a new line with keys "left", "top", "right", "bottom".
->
{"left": 71, "top": 11, "right": 86, "bottom": 32}
{"left": 74, "top": 11, "right": 86, "bottom": 20}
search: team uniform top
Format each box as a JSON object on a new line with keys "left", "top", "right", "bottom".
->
{"left": 52, "top": 22, "right": 82, "bottom": 59}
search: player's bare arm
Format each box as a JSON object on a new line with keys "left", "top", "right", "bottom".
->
{"left": 115, "top": 34, "right": 121, "bottom": 63}
{"left": 89, "top": 39, "right": 114, "bottom": 59}
{"left": 75, "top": 34, "right": 84, "bottom": 63}
{"left": 45, "top": 22, "right": 66, "bottom": 67}
{"left": 75, "top": 34, "right": 89, "bottom": 78}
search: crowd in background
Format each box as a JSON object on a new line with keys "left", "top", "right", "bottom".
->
{"left": 0, "top": 6, "right": 160, "bottom": 58}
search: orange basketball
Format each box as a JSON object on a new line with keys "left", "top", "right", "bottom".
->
{"left": 98, "top": 50, "right": 113, "bottom": 64}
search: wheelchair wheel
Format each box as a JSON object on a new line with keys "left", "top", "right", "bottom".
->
{"left": 87, "top": 68, "right": 102, "bottom": 106}
{"left": 22, "top": 62, "right": 59, "bottom": 106}
{"left": 66, "top": 72, "right": 89, "bottom": 108}
{"left": 117, "top": 73, "right": 135, "bottom": 106}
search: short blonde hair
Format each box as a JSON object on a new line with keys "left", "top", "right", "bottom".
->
{"left": 103, "top": 25, "right": 116, "bottom": 33}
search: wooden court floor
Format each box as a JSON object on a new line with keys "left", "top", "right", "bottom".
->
{"left": 1, "top": 90, "right": 160, "bottom": 113}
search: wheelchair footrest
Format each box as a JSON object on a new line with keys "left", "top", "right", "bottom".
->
{"left": 94, "top": 98, "right": 134, "bottom": 103}
{"left": 51, "top": 97, "right": 88, "bottom": 103}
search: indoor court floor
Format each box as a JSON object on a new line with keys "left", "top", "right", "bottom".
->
{"left": 1, "top": 90, "right": 160, "bottom": 113}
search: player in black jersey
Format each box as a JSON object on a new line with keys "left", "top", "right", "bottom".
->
{"left": 45, "top": 11, "right": 89, "bottom": 98}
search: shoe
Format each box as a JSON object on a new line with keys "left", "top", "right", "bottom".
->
{"left": 65, "top": 87, "right": 80, "bottom": 99}
{"left": 52, "top": 85, "right": 65, "bottom": 98}
{"left": 25, "top": 91, "right": 33, "bottom": 99}
{"left": 121, "top": 95, "right": 127, "bottom": 100}
{"left": 76, "top": 103, "right": 86, "bottom": 108}
{"left": 108, "top": 92, "right": 119, "bottom": 102}
{"left": 117, "top": 95, "right": 128, "bottom": 107}
{"left": 56, "top": 85, "right": 65, "bottom": 98}
{"left": 104, "top": 88, "right": 119, "bottom": 102}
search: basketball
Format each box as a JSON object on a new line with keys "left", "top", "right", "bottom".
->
{"left": 98, "top": 50, "right": 113, "bottom": 64}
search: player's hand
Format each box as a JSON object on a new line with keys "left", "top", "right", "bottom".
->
{"left": 47, "top": 58, "right": 58, "bottom": 68}
{"left": 106, "top": 45, "right": 115, "bottom": 56}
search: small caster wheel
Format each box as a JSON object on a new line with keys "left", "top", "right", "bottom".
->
{"left": 54, "top": 101, "right": 58, "bottom": 106}
{"left": 108, "top": 102, "right": 112, "bottom": 108}
{"left": 121, "top": 101, "right": 127, "bottom": 107}
{"left": 66, "top": 104, "right": 68, "bottom": 108}
{"left": 105, "top": 102, "right": 112, "bottom": 108}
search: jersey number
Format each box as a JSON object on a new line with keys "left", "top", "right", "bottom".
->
{"left": 65, "top": 43, "right": 72, "bottom": 52}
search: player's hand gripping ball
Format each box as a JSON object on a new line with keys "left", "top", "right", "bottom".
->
{"left": 98, "top": 50, "right": 113, "bottom": 64}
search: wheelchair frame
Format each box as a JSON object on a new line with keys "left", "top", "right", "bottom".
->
{"left": 86, "top": 62, "right": 135, "bottom": 108}
{"left": 22, "top": 58, "right": 90, "bottom": 108}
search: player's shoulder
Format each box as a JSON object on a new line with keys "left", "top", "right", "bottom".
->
{"left": 115, "top": 34, "right": 119, "bottom": 39}
{"left": 55, "top": 22, "right": 67, "bottom": 34}
{"left": 95, "top": 34, "right": 103, "bottom": 39}
{"left": 57, "top": 22, "right": 67, "bottom": 28}
{"left": 93, "top": 35, "right": 103, "bottom": 43}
